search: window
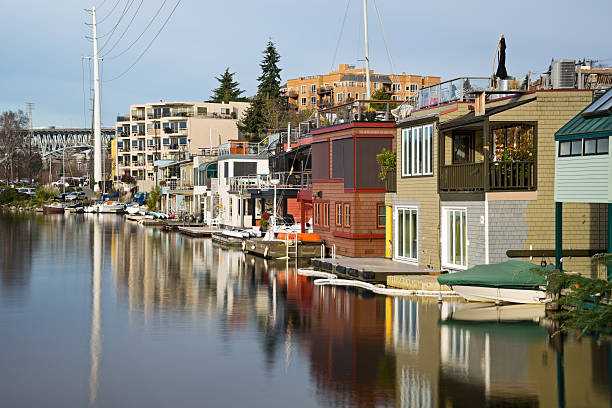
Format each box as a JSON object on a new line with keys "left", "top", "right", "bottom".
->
{"left": 377, "top": 205, "right": 386, "bottom": 228}
{"left": 311, "top": 96, "right": 316, "bottom": 105}
{"left": 323, "top": 203, "right": 329, "bottom": 227}
{"left": 337, "top": 93, "right": 343, "bottom": 102}
{"left": 333, "top": 82, "right": 338, "bottom": 87}
{"left": 197, "top": 107, "right": 207, "bottom": 115}
{"left": 443, "top": 208, "right": 467, "bottom": 268}
{"left": 343, "top": 203, "right": 350, "bottom": 227}
{"left": 335, "top": 203, "right": 342, "bottom": 226}
{"left": 162, "top": 138, "right": 170, "bottom": 145}
{"left": 311, "top": 84, "right": 316, "bottom": 93}
{"left": 558, "top": 139, "right": 582, "bottom": 157}
{"left": 179, "top": 121, "right": 187, "bottom": 129}
{"left": 561, "top": 137, "right": 609, "bottom": 157}
{"left": 492, "top": 124, "right": 535, "bottom": 161}
{"left": 374, "top": 83, "right": 380, "bottom": 89}
{"left": 347, "top": 92, "right": 351, "bottom": 100}
{"left": 396, "top": 208, "right": 417, "bottom": 261}
{"left": 301, "top": 85, "right": 307, "bottom": 94}
{"left": 410, "top": 84, "right": 418, "bottom": 92}
{"left": 314, "top": 203, "right": 320, "bottom": 225}
{"left": 453, "top": 133, "right": 473, "bottom": 163}
{"left": 301, "top": 97, "right": 307, "bottom": 106}
{"left": 401, "top": 124, "right": 433, "bottom": 176}
{"left": 179, "top": 137, "right": 187, "bottom": 145}
{"left": 392, "top": 83, "right": 401, "bottom": 92}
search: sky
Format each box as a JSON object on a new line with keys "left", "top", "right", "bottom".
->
{"left": 0, "top": 0, "right": 611, "bottom": 128}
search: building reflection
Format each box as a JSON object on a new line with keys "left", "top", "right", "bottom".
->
{"left": 106, "top": 222, "right": 611, "bottom": 408}
{"left": 0, "top": 213, "right": 37, "bottom": 297}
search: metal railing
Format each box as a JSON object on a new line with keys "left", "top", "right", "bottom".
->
{"left": 229, "top": 171, "right": 312, "bottom": 191}
{"left": 116, "top": 115, "right": 130, "bottom": 122}
{"left": 199, "top": 147, "right": 219, "bottom": 156}
{"left": 218, "top": 141, "right": 267, "bottom": 156}
{"left": 417, "top": 77, "right": 490, "bottom": 109}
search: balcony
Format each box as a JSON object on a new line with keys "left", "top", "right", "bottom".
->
{"left": 229, "top": 171, "right": 312, "bottom": 191}
{"left": 116, "top": 115, "right": 130, "bottom": 122}
{"left": 439, "top": 161, "right": 536, "bottom": 192}
{"left": 416, "top": 77, "right": 490, "bottom": 109}
{"left": 317, "top": 86, "right": 333, "bottom": 95}
{"left": 287, "top": 90, "right": 298, "bottom": 98}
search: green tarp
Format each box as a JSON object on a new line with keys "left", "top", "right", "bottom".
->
{"left": 437, "top": 260, "right": 552, "bottom": 288}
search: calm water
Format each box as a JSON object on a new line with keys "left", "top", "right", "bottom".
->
{"left": 0, "top": 213, "right": 610, "bottom": 408}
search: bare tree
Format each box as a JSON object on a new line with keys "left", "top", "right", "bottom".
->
{"left": 0, "top": 110, "right": 29, "bottom": 184}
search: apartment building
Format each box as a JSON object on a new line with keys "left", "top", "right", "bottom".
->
{"left": 115, "top": 101, "right": 249, "bottom": 191}
{"left": 284, "top": 64, "right": 440, "bottom": 112}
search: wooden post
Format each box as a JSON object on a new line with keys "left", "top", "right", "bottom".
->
{"left": 555, "top": 202, "right": 563, "bottom": 271}
{"left": 300, "top": 200, "right": 305, "bottom": 233}
{"left": 483, "top": 118, "right": 490, "bottom": 191}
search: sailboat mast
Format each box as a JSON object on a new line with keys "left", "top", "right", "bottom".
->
{"left": 363, "top": 0, "right": 371, "bottom": 100}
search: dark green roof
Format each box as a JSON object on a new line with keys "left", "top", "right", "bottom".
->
{"left": 555, "top": 89, "right": 612, "bottom": 140}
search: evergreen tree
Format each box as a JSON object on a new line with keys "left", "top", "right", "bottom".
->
{"left": 210, "top": 67, "right": 247, "bottom": 103}
{"left": 257, "top": 40, "right": 282, "bottom": 99}
{"left": 238, "top": 40, "right": 286, "bottom": 141}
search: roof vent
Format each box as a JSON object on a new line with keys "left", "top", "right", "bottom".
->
{"left": 551, "top": 60, "right": 575, "bottom": 89}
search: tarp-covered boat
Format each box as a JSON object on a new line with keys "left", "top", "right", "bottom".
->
{"left": 437, "top": 260, "right": 553, "bottom": 304}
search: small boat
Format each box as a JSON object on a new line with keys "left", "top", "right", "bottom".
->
{"left": 84, "top": 205, "right": 97, "bottom": 213}
{"left": 97, "top": 201, "right": 126, "bottom": 213}
{"left": 447, "top": 302, "right": 545, "bottom": 322}
{"left": 437, "top": 260, "right": 552, "bottom": 304}
{"left": 42, "top": 202, "right": 66, "bottom": 214}
{"left": 126, "top": 205, "right": 147, "bottom": 215}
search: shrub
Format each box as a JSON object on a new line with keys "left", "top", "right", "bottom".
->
{"left": 376, "top": 148, "right": 397, "bottom": 181}
{"left": 36, "top": 185, "right": 59, "bottom": 202}
{"left": 147, "top": 186, "right": 162, "bottom": 211}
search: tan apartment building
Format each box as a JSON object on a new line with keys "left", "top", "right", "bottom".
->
{"left": 115, "top": 101, "right": 249, "bottom": 191}
{"left": 285, "top": 64, "right": 440, "bottom": 112}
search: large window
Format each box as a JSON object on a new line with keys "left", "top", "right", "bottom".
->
{"left": 396, "top": 207, "right": 417, "bottom": 261}
{"left": 301, "top": 85, "right": 307, "bottom": 94}
{"left": 559, "top": 137, "right": 608, "bottom": 157}
{"left": 301, "top": 97, "right": 307, "bottom": 106}
{"left": 323, "top": 203, "right": 329, "bottom": 227}
{"left": 443, "top": 208, "right": 467, "bottom": 269}
{"left": 311, "top": 96, "right": 316, "bottom": 105}
{"left": 401, "top": 124, "right": 433, "bottom": 176}
{"left": 492, "top": 124, "right": 535, "bottom": 161}
{"left": 311, "top": 84, "right": 316, "bottom": 93}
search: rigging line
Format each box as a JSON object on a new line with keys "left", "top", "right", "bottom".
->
{"left": 105, "top": 0, "right": 168, "bottom": 60}
{"left": 103, "top": 0, "right": 182, "bottom": 83}
{"left": 96, "top": 0, "right": 108, "bottom": 9}
{"left": 101, "top": 0, "right": 143, "bottom": 58}
{"left": 372, "top": 0, "right": 396, "bottom": 75}
{"left": 97, "top": 0, "right": 122, "bottom": 25}
{"left": 331, "top": 0, "right": 352, "bottom": 72}
{"left": 99, "top": 0, "right": 135, "bottom": 50}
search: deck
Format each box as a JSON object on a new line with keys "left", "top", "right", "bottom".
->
{"left": 310, "top": 257, "right": 439, "bottom": 283}
{"left": 178, "top": 227, "right": 221, "bottom": 237}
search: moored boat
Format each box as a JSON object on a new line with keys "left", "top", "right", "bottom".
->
{"left": 437, "top": 260, "right": 553, "bottom": 304}
{"left": 42, "top": 202, "right": 66, "bottom": 214}
{"left": 97, "top": 201, "right": 126, "bottom": 213}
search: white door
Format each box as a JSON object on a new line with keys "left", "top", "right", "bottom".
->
{"left": 442, "top": 208, "right": 468, "bottom": 269}
{"left": 396, "top": 207, "right": 418, "bottom": 262}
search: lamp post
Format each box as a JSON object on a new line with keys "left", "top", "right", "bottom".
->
{"left": 270, "top": 178, "right": 280, "bottom": 229}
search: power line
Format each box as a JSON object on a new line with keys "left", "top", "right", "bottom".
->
{"left": 105, "top": 0, "right": 168, "bottom": 60}
{"left": 104, "top": 0, "right": 182, "bottom": 83}
{"left": 96, "top": 0, "right": 108, "bottom": 8}
{"left": 97, "top": 0, "right": 122, "bottom": 25}
{"left": 99, "top": 0, "right": 135, "bottom": 50}
{"left": 331, "top": 0, "right": 352, "bottom": 71}
{"left": 101, "top": 0, "right": 144, "bottom": 58}
{"left": 372, "top": 0, "right": 396, "bottom": 75}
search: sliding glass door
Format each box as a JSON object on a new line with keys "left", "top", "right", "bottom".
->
{"left": 443, "top": 208, "right": 468, "bottom": 269}
{"left": 396, "top": 207, "right": 418, "bottom": 261}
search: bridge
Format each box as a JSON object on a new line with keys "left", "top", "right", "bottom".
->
{"left": 30, "top": 127, "right": 115, "bottom": 158}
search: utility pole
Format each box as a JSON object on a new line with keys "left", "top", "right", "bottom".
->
{"left": 363, "top": 0, "right": 371, "bottom": 100}
{"left": 85, "top": 7, "right": 103, "bottom": 192}
{"left": 26, "top": 102, "right": 34, "bottom": 182}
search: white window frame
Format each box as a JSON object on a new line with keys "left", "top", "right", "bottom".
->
{"left": 301, "top": 97, "right": 307, "bottom": 106}
{"left": 401, "top": 124, "right": 433, "bottom": 177}
{"left": 311, "top": 84, "right": 316, "bottom": 93}
{"left": 395, "top": 206, "right": 418, "bottom": 263}
{"left": 310, "top": 96, "right": 316, "bottom": 105}
{"left": 337, "top": 93, "right": 343, "bottom": 102}
{"left": 301, "top": 85, "right": 307, "bottom": 94}
{"left": 441, "top": 207, "right": 468, "bottom": 270}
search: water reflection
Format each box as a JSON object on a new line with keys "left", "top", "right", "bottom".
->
{"left": 1, "top": 213, "right": 611, "bottom": 407}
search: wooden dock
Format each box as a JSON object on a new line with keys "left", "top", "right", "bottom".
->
{"left": 310, "top": 257, "right": 440, "bottom": 284}
{"left": 244, "top": 238, "right": 323, "bottom": 259}
{"left": 178, "top": 226, "right": 221, "bottom": 237}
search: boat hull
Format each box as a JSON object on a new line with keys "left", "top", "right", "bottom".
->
{"left": 451, "top": 285, "right": 547, "bottom": 304}
{"left": 42, "top": 205, "right": 65, "bottom": 214}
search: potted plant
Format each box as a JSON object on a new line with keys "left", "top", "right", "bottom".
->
{"left": 376, "top": 148, "right": 397, "bottom": 192}
{"left": 365, "top": 107, "right": 376, "bottom": 121}
{"left": 259, "top": 216, "right": 269, "bottom": 232}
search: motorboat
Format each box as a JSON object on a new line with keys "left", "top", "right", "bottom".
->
{"left": 125, "top": 204, "right": 147, "bottom": 215}
{"left": 437, "top": 260, "right": 553, "bottom": 304}
{"left": 97, "top": 201, "right": 126, "bottom": 214}
{"left": 84, "top": 205, "right": 97, "bottom": 213}
{"left": 42, "top": 202, "right": 66, "bottom": 214}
